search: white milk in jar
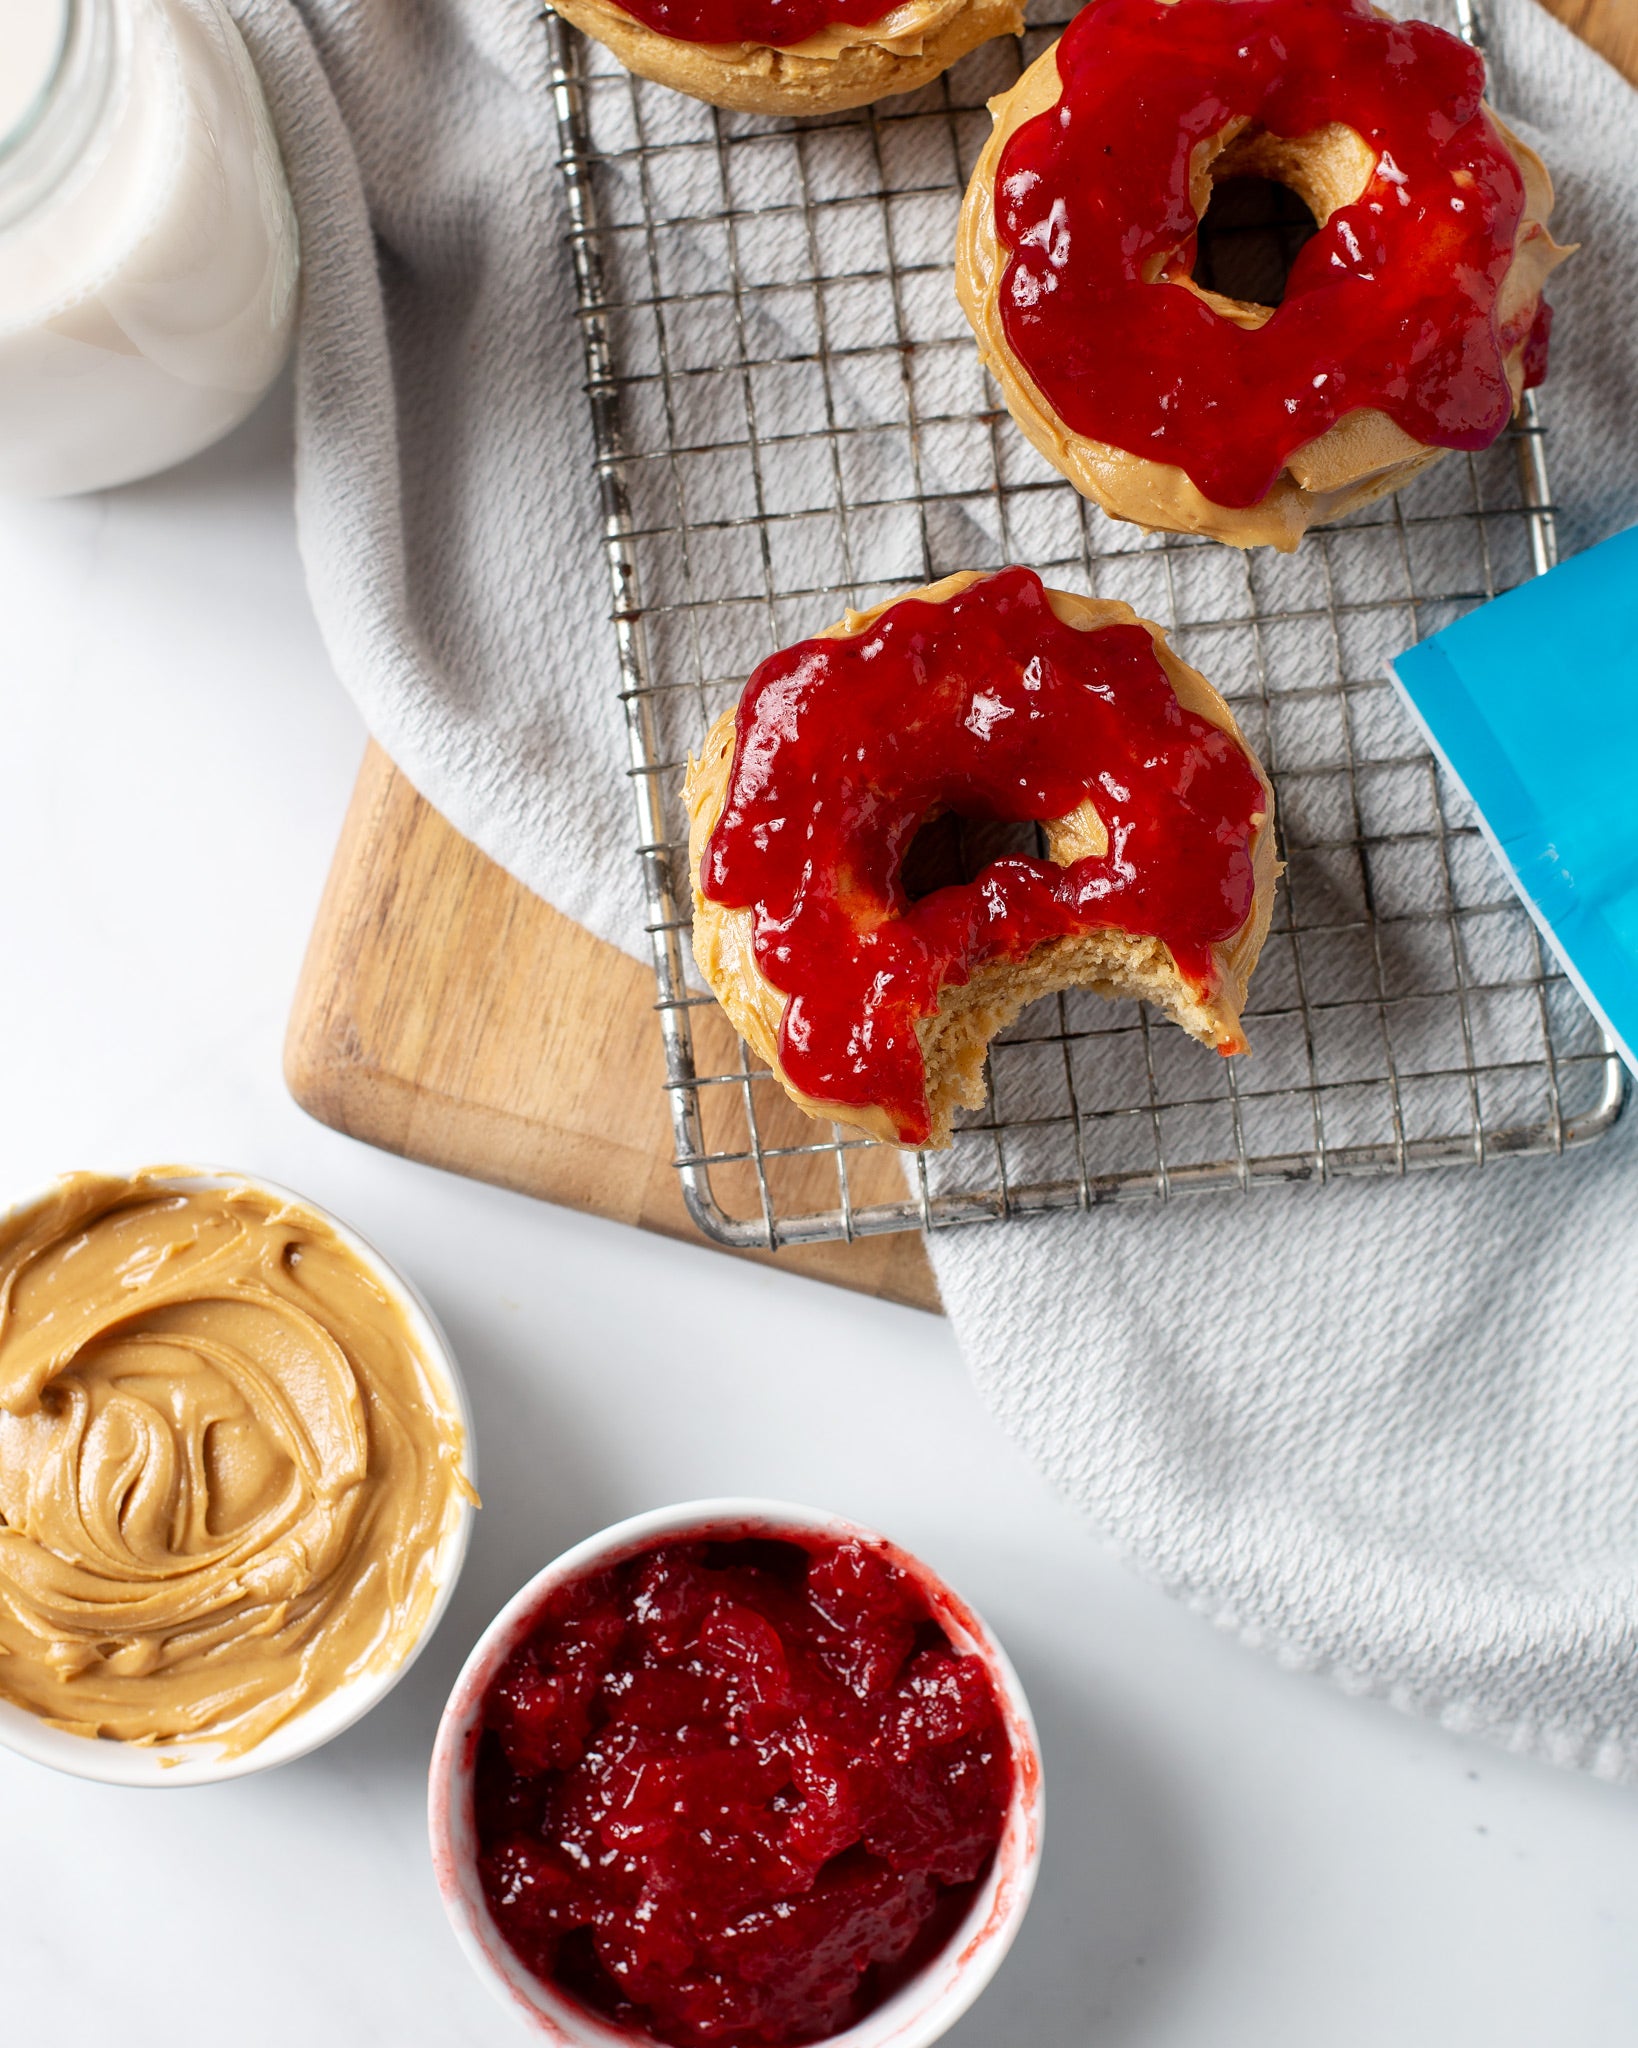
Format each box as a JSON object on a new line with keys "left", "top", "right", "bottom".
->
{"left": 0, "top": 0, "right": 299, "bottom": 496}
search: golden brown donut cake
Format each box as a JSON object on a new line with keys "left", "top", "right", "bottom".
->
{"left": 685, "top": 568, "right": 1279, "bottom": 1149}
{"left": 956, "top": 0, "right": 1571, "bottom": 550}
{"left": 556, "top": 0, "right": 1022, "bottom": 117}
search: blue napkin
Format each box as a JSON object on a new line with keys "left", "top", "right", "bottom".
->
{"left": 1388, "top": 525, "right": 1638, "bottom": 1077}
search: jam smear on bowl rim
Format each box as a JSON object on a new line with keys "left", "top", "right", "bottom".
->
{"left": 472, "top": 1528, "right": 1018, "bottom": 2048}
{"left": 993, "top": 0, "right": 1547, "bottom": 509}
{"left": 701, "top": 565, "right": 1268, "bottom": 1145}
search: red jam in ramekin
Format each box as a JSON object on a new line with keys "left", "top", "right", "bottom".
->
{"left": 471, "top": 1531, "right": 1016, "bottom": 2047}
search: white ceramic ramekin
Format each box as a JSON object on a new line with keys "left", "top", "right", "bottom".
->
{"left": 429, "top": 1497, "right": 1043, "bottom": 2048}
{"left": 0, "top": 1167, "right": 477, "bottom": 1788}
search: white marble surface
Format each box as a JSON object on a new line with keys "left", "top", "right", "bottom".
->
{"left": 2, "top": 386, "right": 1636, "bottom": 2046}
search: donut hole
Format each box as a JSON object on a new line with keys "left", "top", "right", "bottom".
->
{"left": 900, "top": 810, "right": 1048, "bottom": 902}
{"left": 1173, "top": 122, "right": 1374, "bottom": 317}
{"left": 1191, "top": 175, "right": 1319, "bottom": 308}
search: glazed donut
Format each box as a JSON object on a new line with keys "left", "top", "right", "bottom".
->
{"left": 685, "top": 566, "right": 1278, "bottom": 1149}
{"left": 554, "top": 0, "right": 1022, "bottom": 117}
{"left": 956, "top": 0, "right": 1571, "bottom": 551}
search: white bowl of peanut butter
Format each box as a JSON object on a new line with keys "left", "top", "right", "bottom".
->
{"left": 0, "top": 1167, "right": 477, "bottom": 1786}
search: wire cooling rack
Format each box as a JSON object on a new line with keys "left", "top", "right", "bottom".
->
{"left": 546, "top": 0, "right": 1628, "bottom": 1248}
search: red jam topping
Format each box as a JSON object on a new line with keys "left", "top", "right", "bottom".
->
{"left": 613, "top": 0, "right": 902, "bottom": 51}
{"left": 475, "top": 1533, "right": 1013, "bottom": 2048}
{"left": 701, "top": 566, "right": 1266, "bottom": 1145}
{"left": 1521, "top": 299, "right": 1553, "bottom": 390}
{"left": 995, "top": 0, "right": 1537, "bottom": 508}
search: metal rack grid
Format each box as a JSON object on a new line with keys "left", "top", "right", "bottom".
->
{"left": 546, "top": 0, "right": 1628, "bottom": 1248}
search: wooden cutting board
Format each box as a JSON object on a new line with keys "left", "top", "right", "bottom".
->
{"left": 287, "top": 746, "right": 942, "bottom": 1311}
{"left": 285, "top": 0, "right": 1629, "bottom": 1318}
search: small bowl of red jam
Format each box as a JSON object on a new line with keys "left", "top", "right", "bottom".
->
{"left": 429, "top": 1499, "right": 1042, "bottom": 2048}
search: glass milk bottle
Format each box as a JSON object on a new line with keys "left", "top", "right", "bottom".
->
{"left": 0, "top": 0, "right": 299, "bottom": 496}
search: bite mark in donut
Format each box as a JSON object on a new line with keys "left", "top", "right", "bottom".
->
{"left": 685, "top": 568, "right": 1278, "bottom": 1149}
{"left": 956, "top": 0, "right": 1572, "bottom": 549}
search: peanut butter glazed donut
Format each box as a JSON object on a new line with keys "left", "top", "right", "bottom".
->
{"left": 956, "top": 0, "right": 1572, "bottom": 551}
{"left": 685, "top": 567, "right": 1278, "bottom": 1149}
{"left": 555, "top": 0, "right": 1022, "bottom": 117}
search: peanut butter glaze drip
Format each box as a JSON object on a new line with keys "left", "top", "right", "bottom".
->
{"left": 0, "top": 1173, "right": 471, "bottom": 1755}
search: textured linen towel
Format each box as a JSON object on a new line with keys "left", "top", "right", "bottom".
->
{"left": 231, "top": 0, "right": 1638, "bottom": 1775}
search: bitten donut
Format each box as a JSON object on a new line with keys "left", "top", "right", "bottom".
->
{"left": 956, "top": 0, "right": 1571, "bottom": 551}
{"left": 685, "top": 566, "right": 1278, "bottom": 1149}
{"left": 555, "top": 0, "right": 1022, "bottom": 117}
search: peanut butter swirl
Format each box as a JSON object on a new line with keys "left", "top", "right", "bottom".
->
{"left": 0, "top": 1172, "right": 472, "bottom": 1756}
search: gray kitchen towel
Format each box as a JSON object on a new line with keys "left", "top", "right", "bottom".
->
{"left": 231, "top": 0, "right": 1638, "bottom": 1775}
{"left": 232, "top": 0, "right": 638, "bottom": 949}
